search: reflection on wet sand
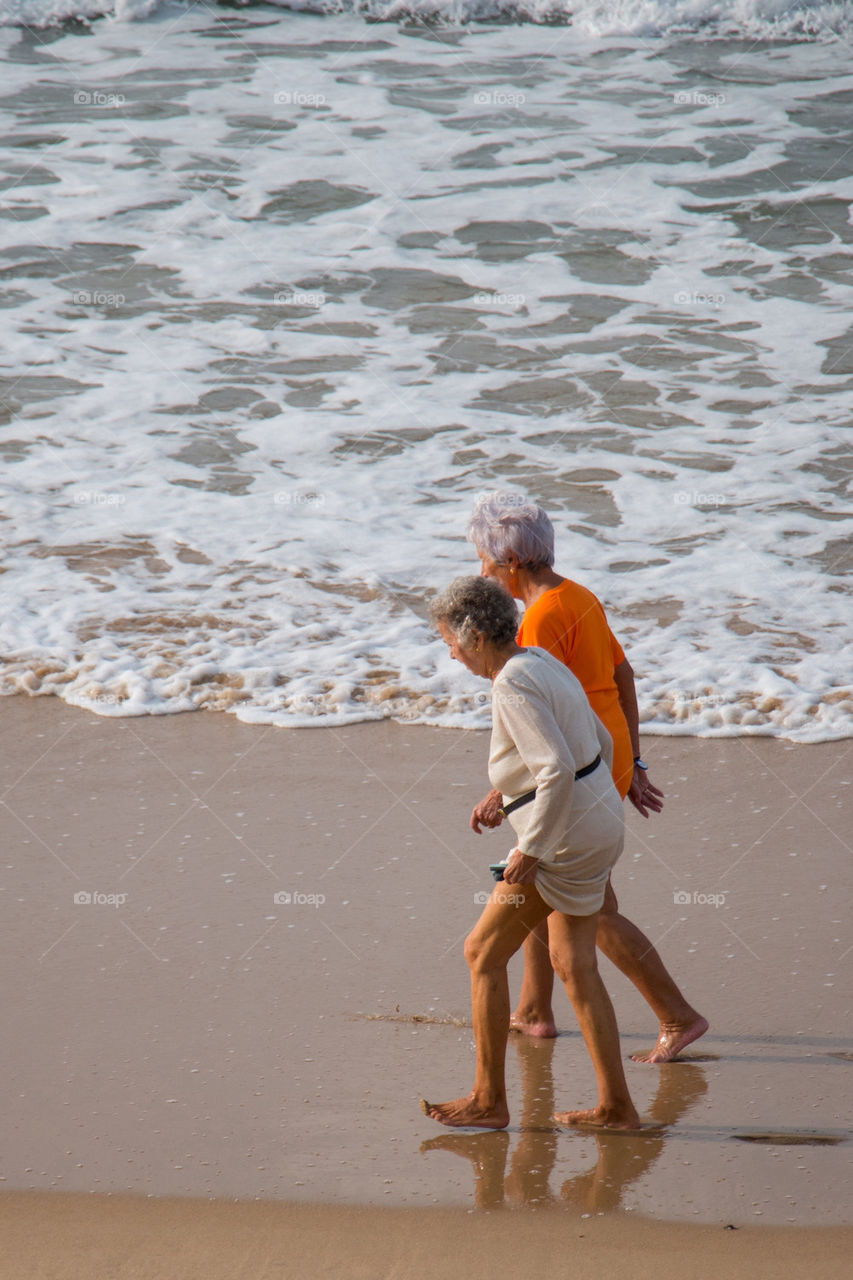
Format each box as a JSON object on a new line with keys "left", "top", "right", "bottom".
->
{"left": 422, "top": 1037, "right": 709, "bottom": 1211}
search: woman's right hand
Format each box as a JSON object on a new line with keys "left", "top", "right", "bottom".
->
{"left": 470, "top": 788, "right": 505, "bottom": 833}
{"left": 502, "top": 847, "right": 540, "bottom": 885}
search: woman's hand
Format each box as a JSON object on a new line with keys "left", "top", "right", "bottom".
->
{"left": 470, "top": 788, "right": 505, "bottom": 833}
{"left": 501, "top": 848, "right": 540, "bottom": 885}
{"left": 627, "top": 768, "right": 665, "bottom": 818}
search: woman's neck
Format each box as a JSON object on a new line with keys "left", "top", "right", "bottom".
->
{"left": 485, "top": 641, "right": 524, "bottom": 681}
{"left": 515, "top": 565, "right": 564, "bottom": 608}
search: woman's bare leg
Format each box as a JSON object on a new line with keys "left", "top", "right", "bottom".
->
{"left": 512, "top": 878, "right": 708, "bottom": 1062}
{"left": 596, "top": 878, "right": 708, "bottom": 1063}
{"left": 548, "top": 911, "right": 640, "bottom": 1129}
{"left": 422, "top": 885, "right": 552, "bottom": 1129}
{"left": 510, "top": 919, "right": 558, "bottom": 1038}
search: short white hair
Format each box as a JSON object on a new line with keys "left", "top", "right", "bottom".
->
{"left": 466, "top": 491, "right": 555, "bottom": 568}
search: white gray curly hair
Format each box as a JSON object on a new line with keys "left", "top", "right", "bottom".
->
{"left": 429, "top": 575, "right": 519, "bottom": 648}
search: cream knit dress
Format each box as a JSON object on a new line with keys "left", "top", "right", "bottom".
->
{"left": 489, "top": 647, "right": 624, "bottom": 916}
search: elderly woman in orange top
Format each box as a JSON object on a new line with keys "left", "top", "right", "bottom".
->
{"left": 467, "top": 493, "right": 708, "bottom": 1063}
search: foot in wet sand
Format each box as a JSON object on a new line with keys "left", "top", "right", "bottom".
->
{"left": 420, "top": 1093, "right": 510, "bottom": 1130}
{"left": 630, "top": 1015, "right": 709, "bottom": 1064}
{"left": 509, "top": 1012, "right": 558, "bottom": 1039}
{"left": 553, "top": 1104, "right": 642, "bottom": 1132}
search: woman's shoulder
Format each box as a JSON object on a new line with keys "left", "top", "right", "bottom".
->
{"left": 496, "top": 647, "right": 574, "bottom": 691}
{"left": 546, "top": 578, "right": 604, "bottom": 614}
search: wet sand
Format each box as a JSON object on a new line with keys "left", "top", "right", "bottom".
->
{"left": 1, "top": 697, "right": 851, "bottom": 1274}
{"left": 1, "top": 1192, "right": 852, "bottom": 1280}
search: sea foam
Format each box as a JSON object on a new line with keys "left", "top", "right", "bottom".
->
{"left": 0, "top": 7, "right": 850, "bottom": 740}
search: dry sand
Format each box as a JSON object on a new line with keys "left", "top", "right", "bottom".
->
{"left": 1, "top": 696, "right": 851, "bottom": 1276}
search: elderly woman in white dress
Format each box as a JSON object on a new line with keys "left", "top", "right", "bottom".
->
{"left": 421, "top": 576, "right": 639, "bottom": 1130}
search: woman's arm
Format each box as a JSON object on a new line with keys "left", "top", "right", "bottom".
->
{"left": 614, "top": 657, "right": 664, "bottom": 817}
{"left": 491, "top": 675, "right": 578, "bottom": 864}
{"left": 470, "top": 789, "right": 504, "bottom": 833}
{"left": 613, "top": 657, "right": 641, "bottom": 756}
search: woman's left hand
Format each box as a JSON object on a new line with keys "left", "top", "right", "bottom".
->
{"left": 502, "top": 848, "right": 540, "bottom": 885}
{"left": 627, "top": 769, "right": 665, "bottom": 818}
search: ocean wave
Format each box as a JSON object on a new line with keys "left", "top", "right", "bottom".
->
{"left": 2, "top": 2, "right": 851, "bottom": 742}
{"left": 3, "top": 0, "right": 853, "bottom": 38}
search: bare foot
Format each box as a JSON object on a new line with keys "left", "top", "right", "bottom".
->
{"left": 630, "top": 1015, "right": 709, "bottom": 1064}
{"left": 509, "top": 1012, "right": 558, "bottom": 1039}
{"left": 420, "top": 1093, "right": 510, "bottom": 1130}
{"left": 553, "top": 1104, "right": 643, "bottom": 1132}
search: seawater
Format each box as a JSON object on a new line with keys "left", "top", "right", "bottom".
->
{"left": 1, "top": 1, "right": 851, "bottom": 740}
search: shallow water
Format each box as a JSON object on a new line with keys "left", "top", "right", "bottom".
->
{"left": 0, "top": 2, "right": 851, "bottom": 738}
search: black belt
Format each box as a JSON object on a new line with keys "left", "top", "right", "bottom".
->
{"left": 499, "top": 754, "right": 601, "bottom": 818}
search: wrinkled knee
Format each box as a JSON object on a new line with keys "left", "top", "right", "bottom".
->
{"left": 464, "top": 930, "right": 486, "bottom": 972}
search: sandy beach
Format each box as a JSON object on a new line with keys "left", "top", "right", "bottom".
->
{"left": 1, "top": 696, "right": 851, "bottom": 1276}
